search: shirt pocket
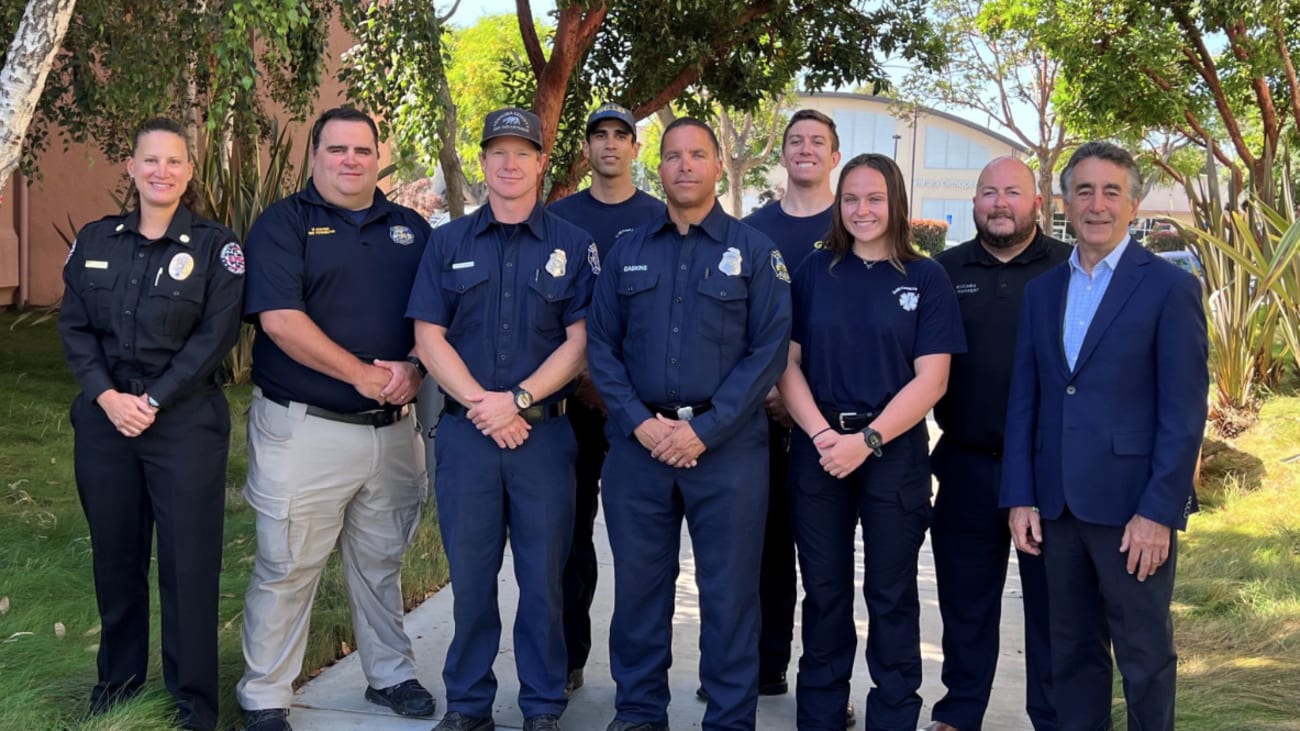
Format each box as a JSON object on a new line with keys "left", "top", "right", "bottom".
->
{"left": 616, "top": 272, "right": 659, "bottom": 338}
{"left": 696, "top": 276, "right": 749, "bottom": 343}
{"left": 77, "top": 268, "right": 120, "bottom": 331}
{"left": 148, "top": 275, "right": 205, "bottom": 338}
{"left": 528, "top": 271, "right": 576, "bottom": 337}
{"left": 441, "top": 266, "right": 490, "bottom": 339}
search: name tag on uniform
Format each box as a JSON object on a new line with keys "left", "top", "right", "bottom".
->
{"left": 452, "top": 261, "right": 475, "bottom": 270}
{"left": 84, "top": 260, "right": 109, "bottom": 269}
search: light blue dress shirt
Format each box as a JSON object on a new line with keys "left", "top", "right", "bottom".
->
{"left": 1063, "top": 236, "right": 1130, "bottom": 370}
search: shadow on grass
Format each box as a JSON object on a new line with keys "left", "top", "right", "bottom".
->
{"left": 1199, "top": 438, "right": 1267, "bottom": 508}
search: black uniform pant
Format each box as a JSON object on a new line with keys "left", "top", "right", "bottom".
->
{"left": 791, "top": 425, "right": 931, "bottom": 731}
{"left": 1041, "top": 509, "right": 1178, "bottom": 731}
{"left": 561, "top": 397, "right": 608, "bottom": 672}
{"left": 930, "top": 438, "right": 1055, "bottom": 730}
{"left": 71, "top": 388, "right": 230, "bottom": 731}
{"left": 758, "top": 420, "right": 796, "bottom": 680}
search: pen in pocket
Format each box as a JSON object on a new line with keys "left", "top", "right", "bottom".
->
{"left": 154, "top": 267, "right": 163, "bottom": 287}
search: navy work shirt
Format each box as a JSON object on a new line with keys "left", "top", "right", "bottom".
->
{"left": 59, "top": 206, "right": 245, "bottom": 409}
{"left": 548, "top": 188, "right": 665, "bottom": 257}
{"left": 933, "top": 231, "right": 1071, "bottom": 453}
{"left": 405, "top": 202, "right": 596, "bottom": 403}
{"left": 742, "top": 200, "right": 833, "bottom": 273}
{"left": 587, "top": 202, "right": 792, "bottom": 448}
{"left": 791, "top": 251, "right": 966, "bottom": 413}
{"left": 243, "top": 179, "right": 431, "bottom": 413}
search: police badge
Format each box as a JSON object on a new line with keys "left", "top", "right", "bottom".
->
{"left": 389, "top": 225, "right": 415, "bottom": 245}
{"left": 718, "top": 246, "right": 743, "bottom": 276}
{"left": 546, "top": 249, "right": 568, "bottom": 277}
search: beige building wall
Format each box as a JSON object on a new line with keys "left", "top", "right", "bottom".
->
{"left": 3, "top": 17, "right": 371, "bottom": 307}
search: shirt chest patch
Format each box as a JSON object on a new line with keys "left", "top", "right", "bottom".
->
{"left": 955, "top": 282, "right": 979, "bottom": 295}
{"left": 623, "top": 264, "right": 648, "bottom": 272}
{"left": 308, "top": 226, "right": 336, "bottom": 236}
{"left": 390, "top": 225, "right": 415, "bottom": 245}
{"left": 894, "top": 285, "right": 919, "bottom": 312}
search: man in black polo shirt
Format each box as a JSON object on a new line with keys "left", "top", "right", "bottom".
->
{"left": 925, "top": 156, "right": 1070, "bottom": 731}
{"left": 237, "top": 107, "right": 435, "bottom": 731}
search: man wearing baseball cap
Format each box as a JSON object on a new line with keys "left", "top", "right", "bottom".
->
{"left": 547, "top": 102, "right": 665, "bottom": 698}
{"left": 409, "top": 106, "right": 597, "bottom": 731}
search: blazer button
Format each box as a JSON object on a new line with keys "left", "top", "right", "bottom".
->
{"left": 1066, "top": 385, "right": 1077, "bottom": 395}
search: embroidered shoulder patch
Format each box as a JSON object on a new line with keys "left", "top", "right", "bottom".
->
{"left": 220, "top": 242, "right": 246, "bottom": 275}
{"left": 770, "top": 249, "right": 790, "bottom": 283}
{"left": 587, "top": 242, "right": 601, "bottom": 275}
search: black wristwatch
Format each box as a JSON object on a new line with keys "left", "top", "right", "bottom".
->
{"left": 861, "top": 427, "right": 884, "bottom": 458}
{"left": 511, "top": 387, "right": 534, "bottom": 410}
{"left": 406, "top": 355, "right": 428, "bottom": 377}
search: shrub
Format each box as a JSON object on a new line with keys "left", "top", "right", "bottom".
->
{"left": 1145, "top": 229, "right": 1188, "bottom": 252}
{"left": 910, "top": 218, "right": 948, "bottom": 256}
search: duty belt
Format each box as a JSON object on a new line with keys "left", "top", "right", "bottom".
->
{"left": 264, "top": 394, "right": 406, "bottom": 428}
{"left": 443, "top": 399, "right": 566, "bottom": 425}
{"left": 645, "top": 401, "right": 713, "bottom": 421}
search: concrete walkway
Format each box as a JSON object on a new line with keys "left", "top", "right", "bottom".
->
{"left": 286, "top": 486, "right": 1034, "bottom": 728}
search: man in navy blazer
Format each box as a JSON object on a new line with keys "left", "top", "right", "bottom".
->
{"left": 999, "top": 142, "right": 1208, "bottom": 731}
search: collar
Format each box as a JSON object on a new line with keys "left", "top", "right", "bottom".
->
{"left": 113, "top": 205, "right": 196, "bottom": 247}
{"left": 963, "top": 227, "right": 1055, "bottom": 267}
{"left": 470, "top": 200, "right": 548, "bottom": 240}
{"left": 651, "top": 200, "right": 728, "bottom": 242}
{"left": 1069, "top": 235, "right": 1130, "bottom": 275}
{"left": 301, "top": 178, "right": 393, "bottom": 223}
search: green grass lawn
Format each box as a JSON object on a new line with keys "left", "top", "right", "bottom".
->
{"left": 0, "top": 312, "right": 447, "bottom": 730}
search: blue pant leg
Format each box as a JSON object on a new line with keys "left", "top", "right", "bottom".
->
{"left": 1018, "top": 543, "right": 1057, "bottom": 731}
{"left": 857, "top": 431, "right": 930, "bottom": 731}
{"left": 602, "top": 434, "right": 682, "bottom": 726}
{"left": 434, "top": 413, "right": 507, "bottom": 718}
{"left": 680, "top": 435, "right": 769, "bottom": 731}
{"left": 503, "top": 417, "right": 578, "bottom": 718}
{"left": 929, "top": 441, "right": 1011, "bottom": 730}
{"left": 789, "top": 432, "right": 860, "bottom": 731}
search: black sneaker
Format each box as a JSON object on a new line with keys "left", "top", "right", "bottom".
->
{"left": 564, "top": 667, "right": 584, "bottom": 697}
{"left": 364, "top": 679, "right": 436, "bottom": 718}
{"left": 695, "top": 685, "right": 709, "bottom": 702}
{"left": 606, "top": 721, "right": 669, "bottom": 731}
{"left": 242, "top": 708, "right": 292, "bottom": 731}
{"left": 523, "top": 714, "right": 562, "bottom": 731}
{"left": 758, "top": 671, "right": 789, "bottom": 695}
{"left": 434, "top": 711, "right": 496, "bottom": 731}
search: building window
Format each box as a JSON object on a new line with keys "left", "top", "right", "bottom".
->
{"left": 831, "top": 109, "right": 898, "bottom": 159}
{"left": 924, "top": 127, "right": 990, "bottom": 170}
{"left": 919, "top": 198, "right": 974, "bottom": 243}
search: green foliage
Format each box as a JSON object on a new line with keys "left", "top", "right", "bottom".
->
{"left": 910, "top": 218, "right": 949, "bottom": 255}
{"left": 1144, "top": 229, "right": 1188, "bottom": 252}
{"left": 339, "top": 0, "right": 449, "bottom": 177}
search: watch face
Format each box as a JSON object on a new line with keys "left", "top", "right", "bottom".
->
{"left": 515, "top": 390, "right": 533, "bottom": 409}
{"left": 865, "top": 430, "right": 883, "bottom": 448}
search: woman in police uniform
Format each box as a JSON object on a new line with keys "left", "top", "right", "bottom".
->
{"left": 58, "top": 117, "right": 245, "bottom": 731}
{"left": 778, "top": 153, "right": 965, "bottom": 730}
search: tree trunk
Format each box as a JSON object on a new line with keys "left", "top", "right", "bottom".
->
{"left": 0, "top": 0, "right": 79, "bottom": 183}
{"left": 1037, "top": 151, "right": 1055, "bottom": 235}
{"left": 436, "top": 76, "right": 466, "bottom": 219}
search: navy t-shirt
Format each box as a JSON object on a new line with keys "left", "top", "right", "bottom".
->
{"left": 791, "top": 250, "right": 966, "bottom": 413}
{"left": 243, "top": 180, "right": 431, "bottom": 413}
{"left": 406, "top": 202, "right": 596, "bottom": 402}
{"left": 547, "top": 188, "right": 665, "bottom": 257}
{"left": 743, "top": 200, "right": 833, "bottom": 273}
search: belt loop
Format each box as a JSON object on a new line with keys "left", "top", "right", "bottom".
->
{"left": 288, "top": 401, "right": 309, "bottom": 421}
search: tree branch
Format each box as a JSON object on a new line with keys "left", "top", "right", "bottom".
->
{"left": 517, "top": 0, "right": 546, "bottom": 76}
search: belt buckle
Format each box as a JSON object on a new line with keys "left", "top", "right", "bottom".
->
{"left": 676, "top": 406, "right": 695, "bottom": 422}
{"left": 838, "top": 411, "right": 858, "bottom": 431}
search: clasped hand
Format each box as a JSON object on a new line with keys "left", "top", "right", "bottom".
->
{"left": 813, "top": 429, "right": 870, "bottom": 479}
{"left": 467, "top": 390, "right": 531, "bottom": 450}
{"left": 637, "top": 414, "right": 705, "bottom": 468}
{"left": 355, "top": 359, "right": 422, "bottom": 405}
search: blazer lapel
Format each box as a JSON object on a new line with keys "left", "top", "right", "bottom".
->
{"left": 1050, "top": 265, "right": 1072, "bottom": 378}
{"left": 1071, "top": 244, "right": 1149, "bottom": 375}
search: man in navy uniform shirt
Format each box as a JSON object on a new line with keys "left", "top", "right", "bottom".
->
{"left": 548, "top": 102, "right": 665, "bottom": 698}
{"left": 925, "top": 157, "right": 1070, "bottom": 731}
{"left": 237, "top": 107, "right": 434, "bottom": 731}
{"left": 737, "top": 108, "right": 840, "bottom": 708}
{"left": 408, "top": 107, "right": 596, "bottom": 731}
{"left": 588, "top": 117, "right": 791, "bottom": 731}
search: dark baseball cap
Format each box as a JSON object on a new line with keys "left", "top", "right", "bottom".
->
{"left": 481, "top": 107, "right": 543, "bottom": 150}
{"left": 585, "top": 103, "right": 636, "bottom": 139}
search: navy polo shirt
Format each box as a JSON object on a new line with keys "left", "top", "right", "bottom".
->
{"left": 791, "top": 251, "right": 966, "bottom": 413}
{"left": 742, "top": 200, "right": 833, "bottom": 272}
{"left": 587, "top": 202, "right": 792, "bottom": 448}
{"left": 243, "top": 179, "right": 431, "bottom": 413}
{"left": 547, "top": 188, "right": 665, "bottom": 257}
{"left": 406, "top": 202, "right": 595, "bottom": 401}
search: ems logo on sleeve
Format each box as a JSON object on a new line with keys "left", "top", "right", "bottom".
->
{"left": 220, "top": 242, "right": 246, "bottom": 275}
{"left": 770, "top": 250, "right": 790, "bottom": 283}
{"left": 587, "top": 242, "right": 601, "bottom": 275}
{"left": 390, "top": 225, "right": 416, "bottom": 245}
{"left": 894, "top": 286, "right": 919, "bottom": 312}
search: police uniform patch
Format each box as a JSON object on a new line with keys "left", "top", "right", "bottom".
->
{"left": 169, "top": 252, "right": 195, "bottom": 281}
{"left": 220, "top": 242, "right": 246, "bottom": 275}
{"left": 546, "top": 249, "right": 567, "bottom": 277}
{"left": 719, "top": 246, "right": 743, "bottom": 276}
{"left": 390, "top": 225, "right": 415, "bottom": 245}
{"left": 587, "top": 242, "right": 601, "bottom": 275}
{"left": 770, "top": 249, "right": 790, "bottom": 283}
